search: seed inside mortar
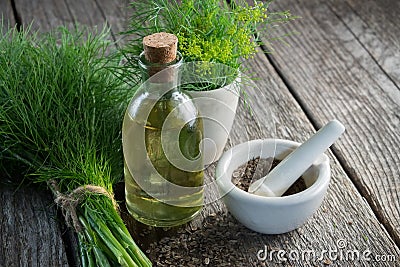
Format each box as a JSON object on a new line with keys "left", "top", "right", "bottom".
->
{"left": 231, "top": 157, "right": 306, "bottom": 196}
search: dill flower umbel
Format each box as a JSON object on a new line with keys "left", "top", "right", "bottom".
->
{"left": 123, "top": 0, "right": 296, "bottom": 90}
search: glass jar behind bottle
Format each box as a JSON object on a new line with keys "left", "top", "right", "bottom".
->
{"left": 123, "top": 33, "right": 204, "bottom": 227}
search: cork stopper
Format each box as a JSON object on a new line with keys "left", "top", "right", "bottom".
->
{"left": 143, "top": 32, "right": 178, "bottom": 64}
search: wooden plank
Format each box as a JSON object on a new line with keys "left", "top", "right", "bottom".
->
{"left": 13, "top": 0, "right": 127, "bottom": 55}
{"left": 328, "top": 0, "right": 400, "bottom": 87}
{"left": 0, "top": 0, "right": 15, "bottom": 30}
{"left": 263, "top": 0, "right": 400, "bottom": 245}
{"left": 14, "top": 0, "right": 129, "bottom": 43}
{"left": 13, "top": 0, "right": 117, "bottom": 32}
{"left": 0, "top": 185, "right": 69, "bottom": 267}
{"left": 13, "top": 0, "right": 72, "bottom": 32}
{"left": 92, "top": 0, "right": 130, "bottom": 44}
{"left": 63, "top": 0, "right": 104, "bottom": 28}
{"left": 119, "top": 49, "right": 400, "bottom": 266}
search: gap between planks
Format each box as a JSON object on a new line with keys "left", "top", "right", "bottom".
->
{"left": 9, "top": 0, "right": 21, "bottom": 29}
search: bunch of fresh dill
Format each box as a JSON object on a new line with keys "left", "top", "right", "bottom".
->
{"left": 121, "top": 0, "right": 296, "bottom": 90}
{"left": 0, "top": 25, "right": 151, "bottom": 267}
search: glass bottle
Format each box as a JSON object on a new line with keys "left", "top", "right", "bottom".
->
{"left": 122, "top": 33, "right": 204, "bottom": 227}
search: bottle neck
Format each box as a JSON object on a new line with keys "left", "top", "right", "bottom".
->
{"left": 138, "top": 51, "right": 182, "bottom": 97}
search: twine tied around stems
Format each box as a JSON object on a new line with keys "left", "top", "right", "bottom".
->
{"left": 48, "top": 180, "right": 118, "bottom": 232}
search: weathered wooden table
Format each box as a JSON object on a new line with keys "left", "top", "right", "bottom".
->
{"left": 1, "top": 0, "right": 399, "bottom": 266}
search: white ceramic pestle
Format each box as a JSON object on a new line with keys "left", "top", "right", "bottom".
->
{"left": 248, "top": 120, "right": 345, "bottom": 197}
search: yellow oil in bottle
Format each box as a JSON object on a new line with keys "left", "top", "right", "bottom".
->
{"left": 123, "top": 92, "right": 204, "bottom": 227}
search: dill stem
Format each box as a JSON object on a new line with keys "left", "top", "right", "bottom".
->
{"left": 79, "top": 216, "right": 112, "bottom": 267}
{"left": 78, "top": 233, "right": 89, "bottom": 267}
{"left": 87, "top": 210, "right": 139, "bottom": 267}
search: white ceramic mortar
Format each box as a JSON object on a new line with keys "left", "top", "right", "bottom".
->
{"left": 215, "top": 139, "right": 331, "bottom": 234}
